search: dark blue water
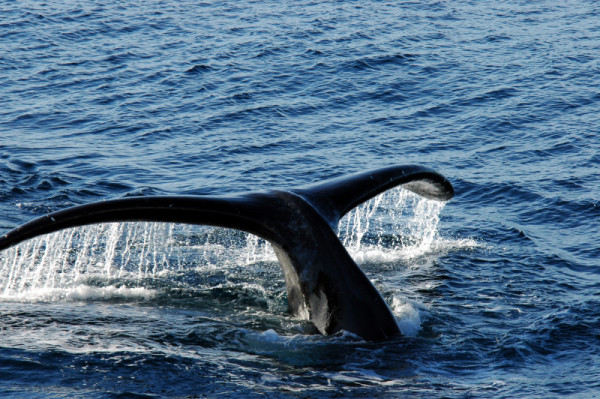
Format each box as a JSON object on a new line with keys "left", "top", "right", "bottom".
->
{"left": 1, "top": 1, "right": 599, "bottom": 397}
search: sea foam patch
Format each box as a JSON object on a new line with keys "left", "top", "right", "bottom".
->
{"left": 0, "top": 283, "right": 157, "bottom": 303}
{"left": 391, "top": 296, "right": 427, "bottom": 337}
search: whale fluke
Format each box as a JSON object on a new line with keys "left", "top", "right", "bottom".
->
{"left": 0, "top": 165, "right": 453, "bottom": 340}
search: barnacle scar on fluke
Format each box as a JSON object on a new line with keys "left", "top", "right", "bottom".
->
{"left": 0, "top": 165, "right": 453, "bottom": 341}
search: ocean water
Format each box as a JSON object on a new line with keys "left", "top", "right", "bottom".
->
{"left": 1, "top": 0, "right": 599, "bottom": 397}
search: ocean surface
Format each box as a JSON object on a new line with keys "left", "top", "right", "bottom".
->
{"left": 1, "top": 0, "right": 599, "bottom": 397}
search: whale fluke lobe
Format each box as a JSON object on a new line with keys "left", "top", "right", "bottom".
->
{"left": 0, "top": 165, "right": 453, "bottom": 341}
{"left": 292, "top": 165, "right": 454, "bottom": 229}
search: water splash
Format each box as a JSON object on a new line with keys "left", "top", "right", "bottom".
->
{"left": 0, "top": 223, "right": 262, "bottom": 300}
{"left": 339, "top": 187, "right": 448, "bottom": 262}
{"left": 0, "top": 188, "right": 459, "bottom": 301}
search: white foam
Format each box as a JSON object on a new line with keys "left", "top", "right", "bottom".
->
{"left": 348, "top": 237, "right": 482, "bottom": 264}
{"left": 0, "top": 283, "right": 157, "bottom": 303}
{"left": 391, "top": 296, "right": 428, "bottom": 337}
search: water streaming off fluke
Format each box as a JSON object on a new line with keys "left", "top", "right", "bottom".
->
{"left": 0, "top": 188, "right": 460, "bottom": 301}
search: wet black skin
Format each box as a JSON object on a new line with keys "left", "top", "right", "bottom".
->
{"left": 0, "top": 165, "right": 453, "bottom": 341}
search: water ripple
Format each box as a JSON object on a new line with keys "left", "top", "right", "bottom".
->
{"left": 1, "top": 0, "right": 599, "bottom": 397}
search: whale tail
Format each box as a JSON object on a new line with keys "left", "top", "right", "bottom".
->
{"left": 0, "top": 165, "right": 453, "bottom": 340}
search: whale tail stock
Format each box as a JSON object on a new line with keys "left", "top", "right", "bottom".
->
{"left": 0, "top": 165, "right": 453, "bottom": 341}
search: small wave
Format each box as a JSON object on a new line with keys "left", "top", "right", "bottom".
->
{"left": 186, "top": 64, "right": 212, "bottom": 74}
{"left": 245, "top": 327, "right": 365, "bottom": 350}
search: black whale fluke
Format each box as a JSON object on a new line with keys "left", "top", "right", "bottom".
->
{"left": 0, "top": 165, "right": 453, "bottom": 341}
